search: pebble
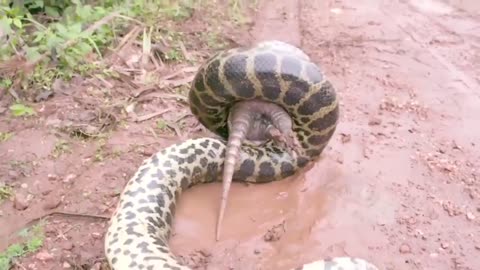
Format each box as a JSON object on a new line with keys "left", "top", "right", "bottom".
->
{"left": 91, "top": 232, "right": 102, "bottom": 239}
{"left": 62, "top": 242, "right": 74, "bottom": 251}
{"left": 441, "top": 242, "right": 449, "bottom": 249}
{"left": 90, "top": 262, "right": 102, "bottom": 270}
{"left": 43, "top": 197, "right": 62, "bottom": 210}
{"left": 62, "top": 262, "right": 71, "bottom": 269}
{"left": 13, "top": 193, "right": 30, "bottom": 210}
{"left": 35, "top": 251, "right": 54, "bottom": 261}
{"left": 399, "top": 243, "right": 411, "bottom": 254}
{"left": 368, "top": 117, "right": 382, "bottom": 126}
{"left": 466, "top": 212, "right": 476, "bottom": 221}
{"left": 63, "top": 174, "right": 76, "bottom": 184}
{"left": 41, "top": 187, "right": 53, "bottom": 196}
{"left": 48, "top": 174, "right": 59, "bottom": 181}
{"left": 340, "top": 133, "right": 351, "bottom": 143}
{"left": 8, "top": 170, "right": 19, "bottom": 180}
{"left": 20, "top": 183, "right": 28, "bottom": 189}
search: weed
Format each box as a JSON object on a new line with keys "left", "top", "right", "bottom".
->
{"left": 0, "top": 185, "right": 13, "bottom": 203}
{"left": 52, "top": 139, "right": 71, "bottom": 158}
{"left": 0, "top": 132, "right": 14, "bottom": 142}
{"left": 0, "top": 223, "right": 45, "bottom": 270}
{"left": 156, "top": 119, "right": 169, "bottom": 131}
{"left": 9, "top": 103, "right": 35, "bottom": 117}
{"left": 204, "top": 31, "right": 227, "bottom": 50}
{"left": 1, "top": 0, "right": 197, "bottom": 98}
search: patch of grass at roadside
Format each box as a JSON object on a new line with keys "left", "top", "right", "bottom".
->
{"left": 228, "top": 0, "right": 256, "bottom": 25}
{"left": 0, "top": 0, "right": 200, "bottom": 99}
{"left": 51, "top": 139, "right": 72, "bottom": 158}
{"left": 0, "top": 223, "right": 45, "bottom": 270}
{"left": 0, "top": 185, "right": 14, "bottom": 203}
{"left": 0, "top": 132, "right": 14, "bottom": 142}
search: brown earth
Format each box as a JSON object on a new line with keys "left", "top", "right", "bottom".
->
{"left": 1, "top": 0, "right": 480, "bottom": 269}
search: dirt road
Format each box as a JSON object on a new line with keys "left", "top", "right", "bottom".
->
{"left": 1, "top": 0, "right": 479, "bottom": 269}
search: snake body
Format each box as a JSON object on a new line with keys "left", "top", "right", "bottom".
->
{"left": 105, "top": 41, "right": 379, "bottom": 270}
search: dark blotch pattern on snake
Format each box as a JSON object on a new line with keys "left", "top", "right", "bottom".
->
{"left": 105, "top": 40, "right": 379, "bottom": 270}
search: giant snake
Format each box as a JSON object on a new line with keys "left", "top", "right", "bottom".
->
{"left": 104, "top": 41, "right": 379, "bottom": 270}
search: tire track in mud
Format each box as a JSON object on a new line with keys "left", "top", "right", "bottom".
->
{"left": 298, "top": 0, "right": 480, "bottom": 269}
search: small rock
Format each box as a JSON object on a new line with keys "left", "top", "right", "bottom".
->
{"left": 20, "top": 183, "right": 28, "bottom": 189}
{"left": 41, "top": 187, "right": 53, "bottom": 196}
{"left": 340, "top": 133, "right": 351, "bottom": 144}
{"left": 336, "top": 156, "right": 344, "bottom": 164}
{"left": 13, "top": 194, "right": 30, "bottom": 210}
{"left": 90, "top": 262, "right": 102, "bottom": 270}
{"left": 62, "top": 262, "right": 71, "bottom": 269}
{"left": 63, "top": 174, "right": 76, "bottom": 184}
{"left": 43, "top": 197, "right": 62, "bottom": 210}
{"left": 8, "top": 170, "right": 19, "bottom": 180}
{"left": 254, "top": 249, "right": 261, "bottom": 255}
{"left": 47, "top": 174, "right": 59, "bottom": 181}
{"left": 35, "top": 251, "right": 54, "bottom": 261}
{"left": 466, "top": 212, "right": 476, "bottom": 221}
{"left": 368, "top": 117, "right": 382, "bottom": 126}
{"left": 62, "top": 242, "right": 74, "bottom": 251}
{"left": 407, "top": 217, "right": 417, "bottom": 225}
{"left": 399, "top": 243, "right": 411, "bottom": 254}
{"left": 91, "top": 232, "right": 102, "bottom": 239}
{"left": 441, "top": 242, "right": 449, "bottom": 249}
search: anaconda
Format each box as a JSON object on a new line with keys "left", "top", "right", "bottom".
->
{"left": 104, "top": 40, "right": 379, "bottom": 270}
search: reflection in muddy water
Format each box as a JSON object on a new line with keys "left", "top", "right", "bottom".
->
{"left": 170, "top": 156, "right": 391, "bottom": 269}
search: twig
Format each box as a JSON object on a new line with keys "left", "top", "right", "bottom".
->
{"left": 138, "top": 92, "right": 188, "bottom": 102}
{"left": 131, "top": 108, "right": 172, "bottom": 122}
{"left": 132, "top": 84, "right": 157, "bottom": 98}
{"left": 113, "top": 25, "right": 142, "bottom": 55}
{"left": 160, "top": 66, "right": 199, "bottom": 81}
{"left": 25, "top": 211, "right": 110, "bottom": 228}
{"left": 159, "top": 75, "right": 195, "bottom": 88}
{"left": 179, "top": 41, "right": 192, "bottom": 61}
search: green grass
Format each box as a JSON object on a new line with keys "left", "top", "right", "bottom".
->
{"left": 0, "top": 185, "right": 13, "bottom": 203}
{"left": 0, "top": 132, "right": 14, "bottom": 142}
{"left": 51, "top": 139, "right": 72, "bottom": 158}
{"left": 0, "top": 223, "right": 45, "bottom": 270}
{"left": 0, "top": 0, "right": 199, "bottom": 98}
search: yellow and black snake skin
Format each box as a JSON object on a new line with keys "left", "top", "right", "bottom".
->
{"left": 104, "top": 40, "right": 379, "bottom": 270}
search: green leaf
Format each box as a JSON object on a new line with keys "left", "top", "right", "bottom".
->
{"left": 55, "top": 23, "right": 68, "bottom": 37}
{"left": 12, "top": 17, "right": 21, "bottom": 28}
{"left": 32, "top": 30, "right": 45, "bottom": 43}
{"left": 44, "top": 6, "right": 60, "bottom": 17}
{"left": 25, "top": 46, "right": 41, "bottom": 62}
{"left": 76, "top": 5, "right": 93, "bottom": 19}
{"left": 70, "top": 22, "right": 82, "bottom": 35}
{"left": 5, "top": 243, "right": 24, "bottom": 257}
{"left": 9, "top": 104, "right": 35, "bottom": 117}
{"left": 26, "top": 237, "right": 43, "bottom": 252}
{"left": 0, "top": 17, "right": 13, "bottom": 35}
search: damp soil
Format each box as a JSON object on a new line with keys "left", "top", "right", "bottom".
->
{"left": 1, "top": 0, "right": 480, "bottom": 270}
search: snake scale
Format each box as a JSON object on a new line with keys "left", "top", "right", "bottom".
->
{"left": 105, "top": 41, "right": 379, "bottom": 270}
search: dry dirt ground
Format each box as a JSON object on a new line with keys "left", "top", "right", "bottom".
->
{"left": 1, "top": 0, "right": 480, "bottom": 269}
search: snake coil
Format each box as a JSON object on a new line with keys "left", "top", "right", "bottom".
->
{"left": 105, "top": 41, "right": 379, "bottom": 270}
